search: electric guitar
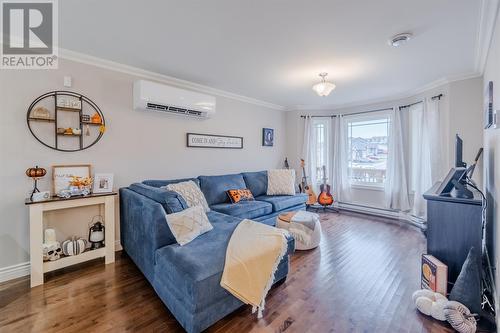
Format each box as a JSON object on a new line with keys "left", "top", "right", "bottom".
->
{"left": 299, "top": 159, "right": 317, "bottom": 205}
{"left": 318, "top": 165, "right": 334, "bottom": 206}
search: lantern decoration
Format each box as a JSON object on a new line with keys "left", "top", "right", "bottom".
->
{"left": 26, "top": 166, "right": 46, "bottom": 201}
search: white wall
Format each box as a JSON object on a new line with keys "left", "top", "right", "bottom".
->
{"left": 286, "top": 77, "right": 483, "bottom": 210}
{"left": 0, "top": 58, "right": 287, "bottom": 270}
{"left": 483, "top": 5, "right": 500, "bottom": 321}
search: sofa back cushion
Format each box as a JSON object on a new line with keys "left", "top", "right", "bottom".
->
{"left": 198, "top": 173, "right": 246, "bottom": 205}
{"left": 129, "top": 183, "right": 188, "bottom": 214}
{"left": 143, "top": 178, "right": 200, "bottom": 188}
{"left": 242, "top": 171, "right": 268, "bottom": 197}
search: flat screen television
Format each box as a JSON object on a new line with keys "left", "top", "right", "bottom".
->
{"left": 455, "top": 134, "right": 466, "bottom": 168}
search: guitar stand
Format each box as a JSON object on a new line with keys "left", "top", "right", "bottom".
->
{"left": 307, "top": 204, "right": 340, "bottom": 214}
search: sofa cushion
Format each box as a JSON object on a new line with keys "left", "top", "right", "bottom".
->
{"left": 143, "top": 178, "right": 199, "bottom": 188}
{"left": 267, "top": 169, "right": 296, "bottom": 195}
{"left": 242, "top": 171, "right": 267, "bottom": 197}
{"left": 166, "top": 206, "right": 213, "bottom": 246}
{"left": 198, "top": 174, "right": 246, "bottom": 205}
{"left": 210, "top": 201, "right": 272, "bottom": 219}
{"left": 165, "top": 180, "right": 210, "bottom": 212}
{"left": 256, "top": 194, "right": 308, "bottom": 212}
{"left": 129, "top": 183, "right": 188, "bottom": 214}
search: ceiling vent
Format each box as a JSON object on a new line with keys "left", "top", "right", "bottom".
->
{"left": 388, "top": 33, "right": 412, "bottom": 47}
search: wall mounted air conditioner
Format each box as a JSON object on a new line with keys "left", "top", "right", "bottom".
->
{"left": 133, "top": 80, "right": 216, "bottom": 118}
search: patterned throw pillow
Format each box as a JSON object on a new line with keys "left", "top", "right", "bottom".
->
{"left": 267, "top": 169, "right": 296, "bottom": 195}
{"left": 164, "top": 180, "right": 210, "bottom": 212}
{"left": 165, "top": 206, "right": 213, "bottom": 246}
{"left": 227, "top": 189, "right": 255, "bottom": 204}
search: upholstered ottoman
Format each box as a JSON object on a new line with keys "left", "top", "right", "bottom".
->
{"left": 276, "top": 211, "right": 321, "bottom": 250}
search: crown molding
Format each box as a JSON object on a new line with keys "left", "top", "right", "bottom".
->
{"left": 288, "top": 72, "right": 481, "bottom": 112}
{"left": 58, "top": 48, "right": 286, "bottom": 111}
{"left": 475, "top": 0, "right": 500, "bottom": 74}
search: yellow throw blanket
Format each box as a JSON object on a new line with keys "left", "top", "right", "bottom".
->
{"left": 220, "top": 219, "right": 289, "bottom": 318}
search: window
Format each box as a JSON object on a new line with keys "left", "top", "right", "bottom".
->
{"left": 312, "top": 118, "right": 330, "bottom": 187}
{"left": 347, "top": 114, "right": 390, "bottom": 186}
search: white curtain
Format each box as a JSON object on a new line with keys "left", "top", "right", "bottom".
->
{"left": 332, "top": 115, "right": 352, "bottom": 203}
{"left": 301, "top": 116, "right": 317, "bottom": 190}
{"left": 412, "top": 98, "right": 444, "bottom": 218}
{"left": 385, "top": 107, "right": 411, "bottom": 211}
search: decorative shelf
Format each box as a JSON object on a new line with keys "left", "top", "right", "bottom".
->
{"left": 82, "top": 121, "right": 103, "bottom": 126}
{"left": 28, "top": 117, "right": 55, "bottom": 123}
{"left": 56, "top": 106, "right": 81, "bottom": 112}
{"left": 27, "top": 91, "right": 105, "bottom": 152}
{"left": 43, "top": 247, "right": 106, "bottom": 273}
{"left": 57, "top": 133, "right": 82, "bottom": 137}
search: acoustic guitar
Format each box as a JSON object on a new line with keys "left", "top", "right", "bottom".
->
{"left": 318, "top": 165, "right": 334, "bottom": 206}
{"left": 299, "top": 159, "right": 317, "bottom": 205}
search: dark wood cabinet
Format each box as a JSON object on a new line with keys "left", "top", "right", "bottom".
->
{"left": 423, "top": 182, "right": 483, "bottom": 289}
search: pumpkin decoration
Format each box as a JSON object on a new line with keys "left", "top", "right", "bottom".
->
{"left": 62, "top": 237, "right": 87, "bottom": 256}
{"left": 91, "top": 112, "right": 102, "bottom": 124}
{"left": 26, "top": 166, "right": 47, "bottom": 201}
{"left": 26, "top": 166, "right": 46, "bottom": 179}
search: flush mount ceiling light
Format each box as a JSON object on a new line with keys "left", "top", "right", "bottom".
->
{"left": 312, "top": 72, "right": 336, "bottom": 97}
{"left": 388, "top": 33, "right": 413, "bottom": 47}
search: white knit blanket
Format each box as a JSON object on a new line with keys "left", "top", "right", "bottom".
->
{"left": 220, "top": 219, "right": 289, "bottom": 318}
{"left": 288, "top": 211, "right": 319, "bottom": 247}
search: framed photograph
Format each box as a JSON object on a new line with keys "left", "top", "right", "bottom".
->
{"left": 485, "top": 81, "right": 494, "bottom": 129}
{"left": 93, "top": 173, "right": 114, "bottom": 193}
{"left": 187, "top": 133, "right": 243, "bottom": 149}
{"left": 52, "top": 164, "right": 92, "bottom": 194}
{"left": 262, "top": 128, "right": 274, "bottom": 147}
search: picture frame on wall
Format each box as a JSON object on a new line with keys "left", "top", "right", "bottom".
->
{"left": 485, "top": 81, "right": 494, "bottom": 129}
{"left": 93, "top": 173, "right": 114, "bottom": 193}
{"left": 52, "top": 164, "right": 92, "bottom": 194}
{"left": 262, "top": 128, "right": 274, "bottom": 147}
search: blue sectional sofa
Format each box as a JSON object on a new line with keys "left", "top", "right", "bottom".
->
{"left": 120, "top": 171, "right": 307, "bottom": 333}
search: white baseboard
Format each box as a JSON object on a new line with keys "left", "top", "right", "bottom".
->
{"left": 0, "top": 240, "right": 123, "bottom": 284}
{"left": 0, "top": 262, "right": 30, "bottom": 283}
{"left": 336, "top": 202, "right": 427, "bottom": 230}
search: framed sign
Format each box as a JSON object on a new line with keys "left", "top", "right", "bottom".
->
{"left": 187, "top": 133, "right": 243, "bottom": 149}
{"left": 52, "top": 164, "right": 92, "bottom": 194}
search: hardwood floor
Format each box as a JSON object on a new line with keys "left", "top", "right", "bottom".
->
{"left": 0, "top": 212, "right": 494, "bottom": 332}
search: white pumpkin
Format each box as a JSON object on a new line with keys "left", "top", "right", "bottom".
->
{"left": 62, "top": 237, "right": 87, "bottom": 256}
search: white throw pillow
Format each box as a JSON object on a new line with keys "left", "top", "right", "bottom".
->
{"left": 165, "top": 180, "right": 210, "bottom": 212}
{"left": 166, "top": 205, "right": 213, "bottom": 246}
{"left": 267, "top": 169, "right": 296, "bottom": 195}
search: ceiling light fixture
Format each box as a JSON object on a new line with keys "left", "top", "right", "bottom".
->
{"left": 312, "top": 72, "right": 336, "bottom": 97}
{"left": 388, "top": 33, "right": 413, "bottom": 47}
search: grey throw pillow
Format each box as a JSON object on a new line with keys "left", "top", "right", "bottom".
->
{"left": 448, "top": 247, "right": 482, "bottom": 314}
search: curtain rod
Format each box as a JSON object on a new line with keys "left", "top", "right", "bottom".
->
{"left": 300, "top": 93, "right": 444, "bottom": 118}
{"left": 399, "top": 93, "right": 443, "bottom": 109}
{"left": 300, "top": 107, "right": 392, "bottom": 118}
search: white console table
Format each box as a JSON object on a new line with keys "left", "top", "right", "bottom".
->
{"left": 25, "top": 192, "right": 117, "bottom": 287}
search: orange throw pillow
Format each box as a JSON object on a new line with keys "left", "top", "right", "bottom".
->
{"left": 227, "top": 189, "right": 255, "bottom": 204}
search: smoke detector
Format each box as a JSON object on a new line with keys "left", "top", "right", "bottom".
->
{"left": 388, "top": 33, "right": 412, "bottom": 47}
